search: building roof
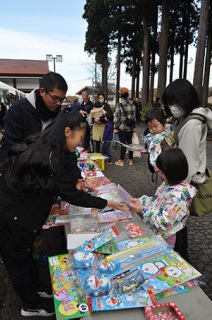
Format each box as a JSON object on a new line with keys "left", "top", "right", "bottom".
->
{"left": 75, "top": 86, "right": 93, "bottom": 95}
{"left": 0, "top": 59, "right": 50, "bottom": 76}
{"left": 76, "top": 85, "right": 116, "bottom": 95}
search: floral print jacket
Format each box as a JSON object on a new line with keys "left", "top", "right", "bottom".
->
{"left": 140, "top": 181, "right": 197, "bottom": 239}
{"left": 143, "top": 124, "right": 173, "bottom": 166}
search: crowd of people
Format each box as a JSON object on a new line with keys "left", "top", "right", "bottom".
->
{"left": 0, "top": 72, "right": 212, "bottom": 317}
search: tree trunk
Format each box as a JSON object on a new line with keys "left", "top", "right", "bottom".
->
{"left": 116, "top": 30, "right": 121, "bottom": 105}
{"left": 102, "top": 53, "right": 108, "bottom": 98}
{"left": 131, "top": 54, "right": 136, "bottom": 98}
{"left": 169, "top": 0, "right": 177, "bottom": 83}
{"left": 136, "top": 58, "right": 140, "bottom": 98}
{"left": 202, "top": 5, "right": 212, "bottom": 107}
{"left": 193, "top": 0, "right": 210, "bottom": 100}
{"left": 183, "top": 1, "right": 190, "bottom": 79}
{"left": 149, "top": 6, "right": 158, "bottom": 104}
{"left": 142, "top": 19, "right": 149, "bottom": 107}
{"left": 149, "top": 53, "right": 155, "bottom": 105}
{"left": 169, "top": 49, "right": 174, "bottom": 83}
{"left": 179, "top": 51, "right": 184, "bottom": 79}
{"left": 157, "top": 0, "right": 169, "bottom": 100}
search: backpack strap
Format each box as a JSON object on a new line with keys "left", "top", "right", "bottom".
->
{"left": 161, "top": 113, "right": 207, "bottom": 151}
{"left": 173, "top": 113, "right": 207, "bottom": 146}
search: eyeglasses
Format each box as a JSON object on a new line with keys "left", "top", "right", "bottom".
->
{"left": 46, "top": 91, "right": 65, "bottom": 103}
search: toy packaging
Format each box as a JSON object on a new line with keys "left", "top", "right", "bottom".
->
{"left": 145, "top": 291, "right": 186, "bottom": 320}
{"left": 117, "top": 184, "right": 133, "bottom": 206}
{"left": 49, "top": 235, "right": 200, "bottom": 319}
{"left": 84, "top": 176, "right": 111, "bottom": 189}
{"left": 98, "top": 210, "right": 133, "bottom": 223}
{"left": 72, "top": 226, "right": 119, "bottom": 253}
{"left": 49, "top": 255, "right": 90, "bottom": 320}
{"left": 43, "top": 201, "right": 70, "bottom": 228}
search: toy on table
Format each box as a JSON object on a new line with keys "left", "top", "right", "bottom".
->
{"left": 75, "top": 151, "right": 80, "bottom": 159}
{"left": 117, "top": 184, "right": 133, "bottom": 206}
{"left": 101, "top": 237, "right": 169, "bottom": 274}
{"left": 84, "top": 274, "right": 111, "bottom": 296}
{"left": 113, "top": 268, "right": 145, "bottom": 295}
{"left": 72, "top": 252, "right": 98, "bottom": 268}
{"left": 72, "top": 226, "right": 119, "bottom": 253}
{"left": 125, "top": 223, "right": 143, "bottom": 238}
{"left": 97, "top": 241, "right": 117, "bottom": 254}
{"left": 98, "top": 210, "right": 133, "bottom": 223}
{"left": 84, "top": 176, "right": 111, "bottom": 189}
{"left": 144, "top": 290, "right": 186, "bottom": 320}
{"left": 98, "top": 261, "right": 120, "bottom": 273}
{"left": 68, "top": 205, "right": 99, "bottom": 233}
{"left": 43, "top": 201, "right": 70, "bottom": 228}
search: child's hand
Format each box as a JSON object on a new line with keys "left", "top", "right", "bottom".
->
{"left": 102, "top": 140, "right": 104, "bottom": 144}
{"left": 130, "top": 203, "right": 146, "bottom": 214}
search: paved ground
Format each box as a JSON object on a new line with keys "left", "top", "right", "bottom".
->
{"left": 0, "top": 123, "right": 212, "bottom": 319}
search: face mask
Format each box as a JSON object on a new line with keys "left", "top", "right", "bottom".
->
{"left": 169, "top": 105, "right": 184, "bottom": 118}
{"left": 99, "top": 99, "right": 104, "bottom": 103}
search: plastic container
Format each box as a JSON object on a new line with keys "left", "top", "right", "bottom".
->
{"left": 69, "top": 206, "right": 99, "bottom": 233}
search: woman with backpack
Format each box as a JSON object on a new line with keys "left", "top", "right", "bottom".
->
{"left": 162, "top": 78, "right": 212, "bottom": 260}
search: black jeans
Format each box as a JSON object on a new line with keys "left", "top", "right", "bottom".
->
{"left": 118, "top": 130, "right": 133, "bottom": 160}
{"left": 0, "top": 248, "right": 42, "bottom": 308}
{"left": 95, "top": 140, "right": 101, "bottom": 153}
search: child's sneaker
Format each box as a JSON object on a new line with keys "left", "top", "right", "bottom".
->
{"left": 127, "top": 159, "right": 133, "bottom": 165}
{"left": 107, "top": 160, "right": 113, "bottom": 164}
{"left": 192, "top": 173, "right": 209, "bottom": 184}
{"left": 115, "top": 160, "right": 124, "bottom": 166}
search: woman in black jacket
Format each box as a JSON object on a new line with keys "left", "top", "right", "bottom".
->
{"left": 0, "top": 109, "right": 128, "bottom": 317}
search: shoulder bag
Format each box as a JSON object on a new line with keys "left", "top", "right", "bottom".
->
{"left": 120, "top": 102, "right": 135, "bottom": 127}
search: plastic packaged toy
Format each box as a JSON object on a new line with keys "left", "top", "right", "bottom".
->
{"left": 113, "top": 268, "right": 145, "bottom": 295}
{"left": 72, "top": 252, "right": 98, "bottom": 269}
{"left": 84, "top": 274, "right": 111, "bottom": 296}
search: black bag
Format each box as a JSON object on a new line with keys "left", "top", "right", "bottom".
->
{"left": 120, "top": 103, "right": 136, "bottom": 127}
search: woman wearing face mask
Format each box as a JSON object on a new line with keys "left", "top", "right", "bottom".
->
{"left": 162, "top": 78, "right": 212, "bottom": 260}
{"left": 91, "top": 93, "right": 113, "bottom": 153}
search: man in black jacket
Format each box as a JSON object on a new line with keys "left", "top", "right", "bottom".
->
{"left": 79, "top": 90, "right": 93, "bottom": 115}
{"left": 0, "top": 72, "right": 81, "bottom": 178}
{"left": 0, "top": 72, "right": 67, "bottom": 162}
{"left": 79, "top": 91, "right": 94, "bottom": 151}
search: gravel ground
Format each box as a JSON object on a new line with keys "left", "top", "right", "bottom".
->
{"left": 0, "top": 122, "right": 211, "bottom": 319}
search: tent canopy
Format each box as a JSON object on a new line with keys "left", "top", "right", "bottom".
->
{"left": 0, "top": 81, "right": 25, "bottom": 97}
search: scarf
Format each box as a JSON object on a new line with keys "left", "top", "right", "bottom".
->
{"left": 35, "top": 90, "right": 60, "bottom": 122}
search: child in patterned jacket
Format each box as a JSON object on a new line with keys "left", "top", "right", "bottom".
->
{"left": 130, "top": 148, "right": 197, "bottom": 248}
{"left": 143, "top": 107, "right": 173, "bottom": 172}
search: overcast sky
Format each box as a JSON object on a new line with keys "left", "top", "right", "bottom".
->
{"left": 0, "top": 0, "right": 206, "bottom": 96}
